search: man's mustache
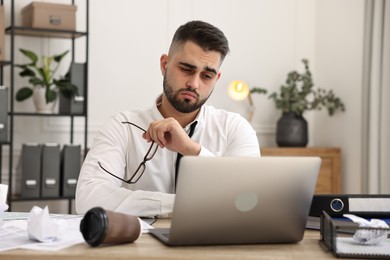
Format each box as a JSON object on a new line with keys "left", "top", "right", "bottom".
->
{"left": 178, "top": 88, "right": 200, "bottom": 99}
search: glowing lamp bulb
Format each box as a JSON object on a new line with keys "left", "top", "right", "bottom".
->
{"left": 228, "top": 80, "right": 250, "bottom": 101}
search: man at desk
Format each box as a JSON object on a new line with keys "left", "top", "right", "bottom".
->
{"left": 75, "top": 20, "right": 260, "bottom": 218}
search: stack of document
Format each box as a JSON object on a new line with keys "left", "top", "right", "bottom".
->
{"left": 0, "top": 212, "right": 154, "bottom": 252}
{"left": 0, "top": 213, "right": 83, "bottom": 251}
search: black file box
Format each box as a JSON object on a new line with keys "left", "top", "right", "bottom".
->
{"left": 59, "top": 62, "right": 86, "bottom": 114}
{"left": 21, "top": 144, "right": 42, "bottom": 198}
{"left": 61, "top": 144, "right": 81, "bottom": 197}
{"left": 0, "top": 86, "right": 8, "bottom": 142}
{"left": 41, "top": 143, "right": 61, "bottom": 198}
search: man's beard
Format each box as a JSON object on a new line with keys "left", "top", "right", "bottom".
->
{"left": 163, "top": 75, "right": 211, "bottom": 113}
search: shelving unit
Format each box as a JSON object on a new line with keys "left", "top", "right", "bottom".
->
{"left": 0, "top": 0, "right": 89, "bottom": 213}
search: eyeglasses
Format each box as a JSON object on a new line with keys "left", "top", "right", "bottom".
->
{"left": 98, "top": 122, "right": 158, "bottom": 184}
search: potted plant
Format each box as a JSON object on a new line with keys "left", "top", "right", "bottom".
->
{"left": 251, "top": 59, "right": 345, "bottom": 147}
{"left": 15, "top": 48, "right": 78, "bottom": 113}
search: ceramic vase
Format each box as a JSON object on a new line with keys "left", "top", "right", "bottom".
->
{"left": 276, "top": 112, "right": 308, "bottom": 147}
{"left": 32, "top": 87, "right": 56, "bottom": 113}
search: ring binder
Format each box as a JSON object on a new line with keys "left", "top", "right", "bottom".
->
{"left": 310, "top": 194, "right": 390, "bottom": 218}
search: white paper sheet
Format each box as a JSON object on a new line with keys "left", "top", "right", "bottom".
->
{"left": 0, "top": 220, "right": 34, "bottom": 251}
{"left": 0, "top": 212, "right": 154, "bottom": 252}
{"left": 0, "top": 217, "right": 83, "bottom": 252}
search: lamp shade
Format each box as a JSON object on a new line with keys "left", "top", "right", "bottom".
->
{"left": 228, "top": 80, "right": 250, "bottom": 101}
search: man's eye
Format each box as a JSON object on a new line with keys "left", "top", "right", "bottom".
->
{"left": 202, "top": 73, "right": 213, "bottom": 79}
{"left": 180, "top": 67, "right": 192, "bottom": 72}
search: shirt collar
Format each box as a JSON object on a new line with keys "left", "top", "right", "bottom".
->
{"left": 151, "top": 94, "right": 165, "bottom": 120}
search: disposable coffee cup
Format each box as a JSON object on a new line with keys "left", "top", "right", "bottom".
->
{"left": 80, "top": 207, "right": 142, "bottom": 247}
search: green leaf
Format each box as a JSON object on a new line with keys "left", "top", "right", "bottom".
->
{"left": 250, "top": 87, "right": 267, "bottom": 95}
{"left": 29, "top": 77, "right": 45, "bottom": 86}
{"left": 15, "top": 87, "right": 33, "bottom": 101}
{"left": 42, "top": 56, "right": 53, "bottom": 76}
{"left": 54, "top": 78, "right": 79, "bottom": 98}
{"left": 37, "top": 67, "right": 51, "bottom": 86}
{"left": 45, "top": 89, "right": 57, "bottom": 103}
{"left": 19, "top": 48, "right": 38, "bottom": 65}
{"left": 19, "top": 67, "right": 36, "bottom": 77}
{"left": 54, "top": 50, "right": 69, "bottom": 63}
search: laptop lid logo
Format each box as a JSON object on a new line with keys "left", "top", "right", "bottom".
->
{"left": 235, "top": 192, "right": 258, "bottom": 212}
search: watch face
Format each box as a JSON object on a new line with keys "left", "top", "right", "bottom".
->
{"left": 330, "top": 198, "right": 344, "bottom": 212}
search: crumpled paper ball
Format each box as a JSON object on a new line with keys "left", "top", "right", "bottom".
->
{"left": 344, "top": 214, "right": 390, "bottom": 245}
{"left": 27, "top": 206, "right": 67, "bottom": 242}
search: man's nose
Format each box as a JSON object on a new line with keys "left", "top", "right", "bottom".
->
{"left": 186, "top": 74, "right": 201, "bottom": 89}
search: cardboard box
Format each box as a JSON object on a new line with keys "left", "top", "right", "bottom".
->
{"left": 21, "top": 2, "right": 77, "bottom": 30}
{"left": 0, "top": 6, "right": 5, "bottom": 60}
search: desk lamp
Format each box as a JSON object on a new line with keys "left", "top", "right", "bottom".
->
{"left": 228, "top": 80, "right": 255, "bottom": 122}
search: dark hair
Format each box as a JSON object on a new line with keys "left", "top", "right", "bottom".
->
{"left": 169, "top": 20, "right": 230, "bottom": 62}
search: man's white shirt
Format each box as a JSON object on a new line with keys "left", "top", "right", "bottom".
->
{"left": 76, "top": 99, "right": 260, "bottom": 218}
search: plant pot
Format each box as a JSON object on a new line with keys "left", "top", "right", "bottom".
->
{"left": 276, "top": 112, "right": 308, "bottom": 147}
{"left": 32, "top": 87, "right": 56, "bottom": 113}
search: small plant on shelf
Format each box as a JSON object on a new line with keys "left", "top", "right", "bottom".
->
{"left": 251, "top": 59, "right": 345, "bottom": 116}
{"left": 251, "top": 59, "right": 346, "bottom": 147}
{"left": 15, "top": 48, "right": 78, "bottom": 104}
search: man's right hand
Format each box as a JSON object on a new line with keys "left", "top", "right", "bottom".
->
{"left": 143, "top": 118, "right": 201, "bottom": 156}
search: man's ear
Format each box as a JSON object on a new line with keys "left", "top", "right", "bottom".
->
{"left": 160, "top": 54, "right": 168, "bottom": 75}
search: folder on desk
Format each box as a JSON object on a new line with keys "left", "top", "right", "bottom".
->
{"left": 59, "top": 62, "right": 86, "bottom": 114}
{"left": 0, "top": 86, "right": 8, "bottom": 142}
{"left": 61, "top": 144, "right": 81, "bottom": 197}
{"left": 41, "top": 143, "right": 61, "bottom": 198}
{"left": 309, "top": 194, "right": 390, "bottom": 218}
{"left": 21, "top": 144, "right": 42, "bottom": 199}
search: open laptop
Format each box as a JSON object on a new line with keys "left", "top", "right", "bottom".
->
{"left": 149, "top": 156, "right": 321, "bottom": 246}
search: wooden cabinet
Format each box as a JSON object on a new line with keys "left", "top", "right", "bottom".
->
{"left": 260, "top": 147, "right": 341, "bottom": 194}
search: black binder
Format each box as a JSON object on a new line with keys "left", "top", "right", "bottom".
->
{"left": 61, "top": 144, "right": 81, "bottom": 197}
{"left": 21, "top": 144, "right": 42, "bottom": 198}
{"left": 41, "top": 143, "right": 61, "bottom": 198}
{"left": 59, "top": 62, "right": 86, "bottom": 114}
{"left": 309, "top": 194, "right": 390, "bottom": 218}
{"left": 0, "top": 86, "right": 8, "bottom": 142}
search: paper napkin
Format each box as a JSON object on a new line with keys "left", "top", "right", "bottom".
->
{"left": 27, "top": 206, "right": 67, "bottom": 242}
{"left": 344, "top": 214, "right": 390, "bottom": 245}
{"left": 0, "top": 184, "right": 9, "bottom": 227}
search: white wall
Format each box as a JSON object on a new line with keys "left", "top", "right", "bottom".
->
{"left": 3, "top": 0, "right": 366, "bottom": 195}
{"left": 313, "top": 0, "right": 365, "bottom": 193}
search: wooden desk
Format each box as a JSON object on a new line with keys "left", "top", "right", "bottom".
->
{"left": 261, "top": 147, "right": 341, "bottom": 194}
{"left": 0, "top": 219, "right": 337, "bottom": 260}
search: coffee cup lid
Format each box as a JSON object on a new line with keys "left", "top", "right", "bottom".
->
{"left": 80, "top": 207, "right": 108, "bottom": 247}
